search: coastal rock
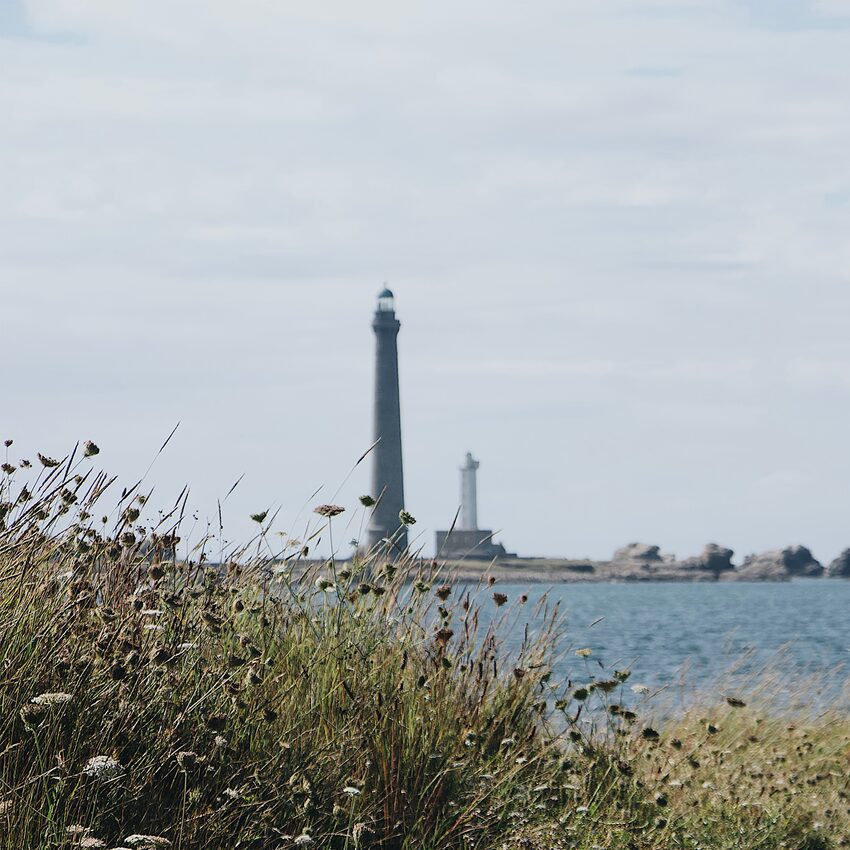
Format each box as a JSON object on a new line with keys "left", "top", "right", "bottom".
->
{"left": 679, "top": 543, "right": 735, "bottom": 574}
{"left": 612, "top": 543, "right": 662, "bottom": 563}
{"left": 730, "top": 558, "right": 789, "bottom": 582}
{"left": 739, "top": 545, "right": 823, "bottom": 578}
{"left": 827, "top": 549, "right": 850, "bottom": 577}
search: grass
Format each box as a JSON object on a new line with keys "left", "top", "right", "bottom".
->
{"left": 0, "top": 442, "right": 848, "bottom": 849}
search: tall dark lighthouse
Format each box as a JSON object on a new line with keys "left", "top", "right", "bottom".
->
{"left": 366, "top": 288, "right": 408, "bottom": 552}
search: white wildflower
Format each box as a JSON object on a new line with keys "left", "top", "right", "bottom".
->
{"left": 631, "top": 684, "right": 651, "bottom": 695}
{"left": 294, "top": 835, "right": 315, "bottom": 847}
{"left": 342, "top": 786, "right": 361, "bottom": 797}
{"left": 124, "top": 837, "right": 171, "bottom": 849}
{"left": 66, "top": 825, "right": 92, "bottom": 837}
{"left": 32, "top": 692, "right": 72, "bottom": 707}
{"left": 84, "top": 755, "right": 125, "bottom": 781}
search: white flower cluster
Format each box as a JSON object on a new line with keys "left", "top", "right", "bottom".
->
{"left": 83, "top": 755, "right": 125, "bottom": 781}
{"left": 65, "top": 826, "right": 106, "bottom": 847}
{"left": 31, "top": 692, "right": 72, "bottom": 707}
{"left": 123, "top": 836, "right": 172, "bottom": 849}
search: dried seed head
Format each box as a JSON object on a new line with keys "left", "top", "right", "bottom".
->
{"left": 314, "top": 504, "right": 345, "bottom": 517}
{"left": 492, "top": 592, "right": 508, "bottom": 607}
{"left": 358, "top": 495, "right": 376, "bottom": 507}
{"left": 175, "top": 751, "right": 198, "bottom": 771}
{"left": 435, "top": 628, "right": 454, "bottom": 645}
{"left": 84, "top": 441, "right": 100, "bottom": 457}
{"left": 37, "top": 452, "right": 60, "bottom": 468}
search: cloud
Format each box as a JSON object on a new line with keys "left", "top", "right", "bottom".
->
{"left": 812, "top": 0, "right": 850, "bottom": 17}
{"left": 3, "top": 0, "right": 850, "bottom": 561}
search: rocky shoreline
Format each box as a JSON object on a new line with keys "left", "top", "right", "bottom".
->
{"left": 442, "top": 543, "right": 850, "bottom": 583}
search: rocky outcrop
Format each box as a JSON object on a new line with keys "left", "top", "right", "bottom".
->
{"left": 679, "top": 543, "right": 735, "bottom": 574}
{"left": 739, "top": 545, "right": 823, "bottom": 578}
{"left": 827, "top": 549, "right": 850, "bottom": 577}
{"left": 612, "top": 543, "right": 662, "bottom": 563}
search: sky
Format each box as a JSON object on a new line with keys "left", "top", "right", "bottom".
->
{"left": 2, "top": 0, "right": 850, "bottom": 564}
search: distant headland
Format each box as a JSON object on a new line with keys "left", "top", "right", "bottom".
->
{"left": 441, "top": 543, "right": 850, "bottom": 583}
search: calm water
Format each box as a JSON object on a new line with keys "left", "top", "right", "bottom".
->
{"left": 473, "top": 579, "right": 850, "bottom": 706}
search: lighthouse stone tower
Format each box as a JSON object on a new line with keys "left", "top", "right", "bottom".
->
{"left": 366, "top": 288, "right": 408, "bottom": 553}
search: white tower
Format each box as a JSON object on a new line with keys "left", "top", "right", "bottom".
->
{"left": 459, "top": 452, "right": 480, "bottom": 531}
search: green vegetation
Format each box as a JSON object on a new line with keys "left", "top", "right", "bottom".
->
{"left": 1, "top": 443, "right": 848, "bottom": 849}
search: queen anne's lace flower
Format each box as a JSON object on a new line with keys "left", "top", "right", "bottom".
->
{"left": 124, "top": 837, "right": 171, "bottom": 849}
{"left": 84, "top": 755, "right": 125, "bottom": 780}
{"left": 31, "top": 692, "right": 72, "bottom": 707}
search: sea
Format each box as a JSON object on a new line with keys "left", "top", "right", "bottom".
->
{"left": 471, "top": 578, "right": 850, "bottom": 710}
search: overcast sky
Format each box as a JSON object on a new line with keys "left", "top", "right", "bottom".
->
{"left": 3, "top": 0, "right": 850, "bottom": 564}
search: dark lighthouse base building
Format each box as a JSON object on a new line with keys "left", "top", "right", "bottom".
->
{"left": 435, "top": 529, "right": 514, "bottom": 561}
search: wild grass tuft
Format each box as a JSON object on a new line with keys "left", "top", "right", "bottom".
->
{"left": 0, "top": 443, "right": 847, "bottom": 849}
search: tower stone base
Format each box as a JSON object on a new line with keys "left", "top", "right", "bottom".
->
{"left": 435, "top": 529, "right": 515, "bottom": 561}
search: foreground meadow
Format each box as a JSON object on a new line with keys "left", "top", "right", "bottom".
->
{"left": 1, "top": 444, "right": 848, "bottom": 849}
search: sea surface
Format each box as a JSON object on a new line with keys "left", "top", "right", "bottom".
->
{"left": 469, "top": 578, "right": 850, "bottom": 709}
